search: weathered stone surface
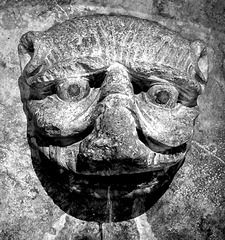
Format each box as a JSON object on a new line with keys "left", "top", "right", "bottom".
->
{"left": 0, "top": 1, "right": 225, "bottom": 239}
{"left": 18, "top": 13, "right": 207, "bottom": 222}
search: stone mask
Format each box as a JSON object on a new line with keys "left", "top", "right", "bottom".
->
{"left": 18, "top": 14, "right": 208, "bottom": 222}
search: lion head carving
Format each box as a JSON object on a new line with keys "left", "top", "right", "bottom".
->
{"left": 18, "top": 14, "right": 208, "bottom": 222}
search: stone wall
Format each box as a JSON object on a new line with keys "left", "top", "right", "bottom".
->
{"left": 0, "top": 0, "right": 225, "bottom": 239}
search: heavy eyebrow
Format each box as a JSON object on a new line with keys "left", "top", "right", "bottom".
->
{"left": 128, "top": 66, "right": 200, "bottom": 89}
{"left": 128, "top": 68, "right": 199, "bottom": 106}
{"left": 128, "top": 66, "right": 187, "bottom": 84}
{"left": 127, "top": 67, "right": 177, "bottom": 91}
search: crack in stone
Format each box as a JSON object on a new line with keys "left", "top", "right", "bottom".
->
{"left": 55, "top": 4, "right": 70, "bottom": 20}
{"left": 192, "top": 140, "right": 225, "bottom": 165}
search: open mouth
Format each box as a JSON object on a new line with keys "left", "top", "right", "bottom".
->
{"left": 29, "top": 121, "right": 189, "bottom": 222}
{"left": 32, "top": 144, "right": 186, "bottom": 222}
{"left": 66, "top": 157, "right": 185, "bottom": 200}
{"left": 33, "top": 131, "right": 188, "bottom": 201}
{"left": 70, "top": 140, "right": 187, "bottom": 199}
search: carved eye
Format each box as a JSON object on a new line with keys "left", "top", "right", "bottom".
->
{"left": 146, "top": 84, "right": 179, "bottom": 108}
{"left": 67, "top": 84, "right": 81, "bottom": 98}
{"left": 154, "top": 90, "right": 170, "bottom": 104}
{"left": 57, "top": 79, "right": 90, "bottom": 101}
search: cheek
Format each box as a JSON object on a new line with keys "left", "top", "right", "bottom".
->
{"left": 136, "top": 101, "right": 199, "bottom": 147}
{"left": 27, "top": 93, "right": 98, "bottom": 137}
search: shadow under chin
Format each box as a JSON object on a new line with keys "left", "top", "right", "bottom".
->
{"left": 29, "top": 140, "right": 185, "bottom": 223}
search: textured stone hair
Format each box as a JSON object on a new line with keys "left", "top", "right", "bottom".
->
{"left": 19, "top": 14, "right": 208, "bottom": 93}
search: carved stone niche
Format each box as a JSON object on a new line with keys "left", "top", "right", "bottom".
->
{"left": 18, "top": 14, "right": 208, "bottom": 223}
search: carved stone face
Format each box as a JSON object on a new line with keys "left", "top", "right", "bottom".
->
{"left": 18, "top": 14, "right": 208, "bottom": 222}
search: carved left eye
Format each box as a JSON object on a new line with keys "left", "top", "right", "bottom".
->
{"left": 57, "top": 79, "right": 90, "bottom": 101}
{"left": 67, "top": 84, "right": 81, "bottom": 98}
{"left": 146, "top": 84, "right": 179, "bottom": 108}
{"left": 154, "top": 90, "right": 170, "bottom": 104}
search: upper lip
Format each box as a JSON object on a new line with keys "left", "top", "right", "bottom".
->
{"left": 35, "top": 125, "right": 94, "bottom": 147}
{"left": 36, "top": 126, "right": 188, "bottom": 154}
{"left": 35, "top": 127, "right": 188, "bottom": 176}
{"left": 136, "top": 127, "right": 188, "bottom": 154}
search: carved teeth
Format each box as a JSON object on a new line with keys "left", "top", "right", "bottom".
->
{"left": 147, "top": 145, "right": 187, "bottom": 166}
{"left": 38, "top": 140, "right": 186, "bottom": 172}
{"left": 43, "top": 146, "right": 50, "bottom": 158}
{"left": 147, "top": 151, "right": 155, "bottom": 166}
{"left": 49, "top": 145, "right": 55, "bottom": 160}
{"left": 35, "top": 141, "right": 79, "bottom": 172}
{"left": 55, "top": 146, "right": 66, "bottom": 169}
{"left": 49, "top": 145, "right": 71, "bottom": 170}
{"left": 65, "top": 147, "right": 77, "bottom": 172}
{"left": 38, "top": 146, "right": 50, "bottom": 159}
{"left": 153, "top": 152, "right": 162, "bottom": 165}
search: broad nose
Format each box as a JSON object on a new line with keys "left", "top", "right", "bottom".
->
{"left": 77, "top": 63, "right": 148, "bottom": 174}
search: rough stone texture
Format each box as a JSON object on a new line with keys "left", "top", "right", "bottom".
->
{"left": 0, "top": 0, "right": 225, "bottom": 239}
{"left": 18, "top": 13, "right": 207, "bottom": 223}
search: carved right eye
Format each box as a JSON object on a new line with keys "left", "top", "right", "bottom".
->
{"left": 154, "top": 90, "right": 170, "bottom": 104}
{"left": 67, "top": 84, "right": 81, "bottom": 98}
{"left": 146, "top": 84, "right": 179, "bottom": 108}
{"left": 57, "top": 79, "right": 90, "bottom": 101}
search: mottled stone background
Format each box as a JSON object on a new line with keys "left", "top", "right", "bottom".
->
{"left": 0, "top": 0, "right": 225, "bottom": 239}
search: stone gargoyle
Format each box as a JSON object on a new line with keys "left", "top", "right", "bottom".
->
{"left": 18, "top": 14, "right": 208, "bottom": 222}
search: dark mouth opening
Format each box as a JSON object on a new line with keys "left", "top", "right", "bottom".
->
{"left": 136, "top": 128, "right": 187, "bottom": 154}
{"left": 34, "top": 152, "right": 184, "bottom": 201}
{"left": 73, "top": 157, "right": 183, "bottom": 185}
{"left": 31, "top": 147, "right": 185, "bottom": 222}
{"left": 73, "top": 168, "right": 163, "bottom": 186}
{"left": 54, "top": 156, "right": 185, "bottom": 200}
{"left": 31, "top": 123, "right": 187, "bottom": 200}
